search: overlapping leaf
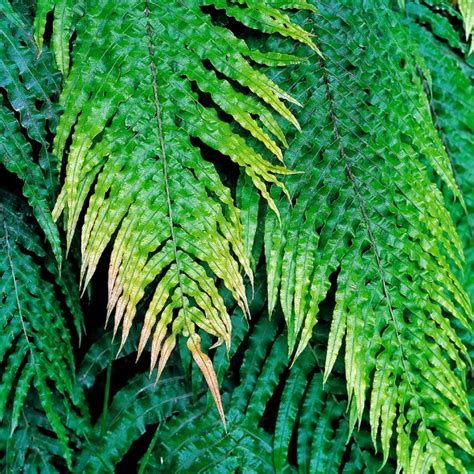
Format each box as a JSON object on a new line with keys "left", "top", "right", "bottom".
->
{"left": 406, "top": 6, "right": 474, "bottom": 470}
{"left": 34, "top": 0, "right": 83, "bottom": 76}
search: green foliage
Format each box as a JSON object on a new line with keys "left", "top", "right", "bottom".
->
{"left": 137, "top": 294, "right": 391, "bottom": 473}
{"left": 38, "top": 0, "right": 318, "bottom": 397}
{"left": 0, "top": 3, "right": 62, "bottom": 264}
{"left": 406, "top": 0, "right": 474, "bottom": 299}
{"left": 459, "top": 0, "right": 474, "bottom": 52}
{"left": 262, "top": 1, "right": 472, "bottom": 470}
{"left": 0, "top": 0, "right": 472, "bottom": 472}
{"left": 34, "top": 0, "right": 83, "bottom": 76}
{"left": 0, "top": 193, "right": 88, "bottom": 470}
{"left": 405, "top": 3, "right": 474, "bottom": 470}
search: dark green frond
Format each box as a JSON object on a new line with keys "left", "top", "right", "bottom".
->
{"left": 0, "top": 193, "right": 88, "bottom": 469}
{"left": 262, "top": 1, "right": 472, "bottom": 471}
{"left": 0, "top": 4, "right": 62, "bottom": 264}
{"left": 139, "top": 314, "right": 390, "bottom": 473}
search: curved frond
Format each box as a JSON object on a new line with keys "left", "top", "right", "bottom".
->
{"left": 47, "top": 0, "right": 315, "bottom": 414}
{"left": 263, "top": 1, "right": 472, "bottom": 471}
{"left": 406, "top": 0, "right": 474, "bottom": 302}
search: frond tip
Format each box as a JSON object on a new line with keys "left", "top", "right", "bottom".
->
{"left": 187, "top": 332, "right": 227, "bottom": 430}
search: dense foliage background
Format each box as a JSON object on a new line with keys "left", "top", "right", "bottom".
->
{"left": 0, "top": 0, "right": 472, "bottom": 472}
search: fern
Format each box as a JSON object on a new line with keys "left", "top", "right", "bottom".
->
{"left": 0, "top": 192, "right": 88, "bottom": 470}
{"left": 74, "top": 332, "right": 191, "bottom": 472}
{"left": 459, "top": 0, "right": 474, "bottom": 52}
{"left": 0, "top": 3, "right": 62, "bottom": 264}
{"left": 32, "top": 0, "right": 317, "bottom": 415}
{"left": 1, "top": 0, "right": 473, "bottom": 471}
{"left": 139, "top": 301, "right": 390, "bottom": 473}
{"left": 0, "top": 7, "right": 88, "bottom": 468}
{"left": 406, "top": 0, "right": 474, "bottom": 299}
{"left": 33, "top": 0, "right": 83, "bottom": 76}
{"left": 259, "top": 1, "right": 472, "bottom": 471}
{"left": 406, "top": 6, "right": 474, "bottom": 470}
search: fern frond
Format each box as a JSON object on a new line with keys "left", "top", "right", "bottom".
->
{"left": 33, "top": 0, "right": 83, "bottom": 76}
{"left": 0, "top": 192, "right": 88, "bottom": 469}
{"left": 44, "top": 0, "right": 314, "bottom": 413}
{"left": 406, "top": 1, "right": 474, "bottom": 300}
{"left": 408, "top": 11, "right": 474, "bottom": 470}
{"left": 140, "top": 313, "right": 390, "bottom": 472}
{"left": 1, "top": 403, "right": 66, "bottom": 472}
{"left": 0, "top": 4, "right": 62, "bottom": 264}
{"left": 458, "top": 0, "right": 474, "bottom": 52}
{"left": 262, "top": 1, "right": 472, "bottom": 471}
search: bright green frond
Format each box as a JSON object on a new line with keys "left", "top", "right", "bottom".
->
{"left": 46, "top": 0, "right": 313, "bottom": 416}
{"left": 406, "top": 1, "right": 474, "bottom": 302}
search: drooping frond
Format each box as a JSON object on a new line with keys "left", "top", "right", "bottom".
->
{"left": 262, "top": 1, "right": 472, "bottom": 471}
{"left": 0, "top": 193, "right": 87, "bottom": 469}
{"left": 406, "top": 0, "right": 474, "bottom": 301}
{"left": 37, "top": 0, "right": 315, "bottom": 414}
{"left": 0, "top": 4, "right": 62, "bottom": 264}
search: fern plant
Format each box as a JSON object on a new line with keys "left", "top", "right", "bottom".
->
{"left": 260, "top": 2, "right": 473, "bottom": 470}
{"left": 1, "top": 0, "right": 473, "bottom": 471}
{"left": 36, "top": 1, "right": 318, "bottom": 418}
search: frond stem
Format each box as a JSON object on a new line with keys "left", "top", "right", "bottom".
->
{"left": 319, "top": 55, "right": 429, "bottom": 444}
{"left": 144, "top": 3, "right": 190, "bottom": 332}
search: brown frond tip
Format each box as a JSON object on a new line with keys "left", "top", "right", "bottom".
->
{"left": 187, "top": 333, "right": 227, "bottom": 432}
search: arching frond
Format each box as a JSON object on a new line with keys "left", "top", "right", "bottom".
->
{"left": 263, "top": 1, "right": 472, "bottom": 471}
{"left": 33, "top": 0, "right": 83, "bottom": 76}
{"left": 40, "top": 0, "right": 315, "bottom": 417}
